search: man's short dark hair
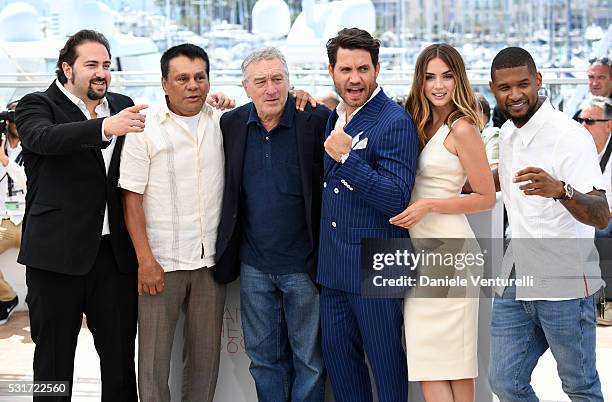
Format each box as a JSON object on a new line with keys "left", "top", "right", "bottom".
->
{"left": 490, "top": 47, "right": 537, "bottom": 80}
{"left": 589, "top": 57, "right": 612, "bottom": 76}
{"left": 56, "top": 30, "right": 111, "bottom": 85}
{"left": 326, "top": 28, "right": 380, "bottom": 68}
{"left": 160, "top": 44, "right": 210, "bottom": 79}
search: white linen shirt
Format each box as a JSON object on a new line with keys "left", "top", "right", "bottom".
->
{"left": 498, "top": 98, "right": 606, "bottom": 299}
{"left": 118, "top": 101, "right": 224, "bottom": 272}
{"left": 55, "top": 80, "right": 114, "bottom": 235}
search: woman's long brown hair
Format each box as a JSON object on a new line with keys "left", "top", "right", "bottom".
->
{"left": 405, "top": 43, "right": 483, "bottom": 147}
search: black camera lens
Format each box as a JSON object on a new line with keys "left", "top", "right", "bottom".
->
{"left": 0, "top": 110, "right": 15, "bottom": 122}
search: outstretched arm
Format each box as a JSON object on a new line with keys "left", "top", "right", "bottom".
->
{"left": 16, "top": 93, "right": 147, "bottom": 155}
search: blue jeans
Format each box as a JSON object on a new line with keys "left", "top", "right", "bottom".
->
{"left": 489, "top": 283, "right": 603, "bottom": 402}
{"left": 240, "top": 263, "right": 324, "bottom": 402}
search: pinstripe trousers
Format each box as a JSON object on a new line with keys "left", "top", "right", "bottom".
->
{"left": 320, "top": 286, "right": 408, "bottom": 402}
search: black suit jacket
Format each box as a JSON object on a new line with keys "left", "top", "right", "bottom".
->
{"left": 15, "top": 81, "right": 137, "bottom": 275}
{"left": 214, "top": 102, "right": 330, "bottom": 284}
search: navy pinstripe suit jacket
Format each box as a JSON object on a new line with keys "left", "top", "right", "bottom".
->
{"left": 316, "top": 89, "right": 419, "bottom": 293}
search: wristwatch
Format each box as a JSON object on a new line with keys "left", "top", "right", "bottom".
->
{"left": 554, "top": 181, "right": 574, "bottom": 200}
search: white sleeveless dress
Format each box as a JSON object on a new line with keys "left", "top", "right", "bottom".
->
{"left": 403, "top": 123, "right": 480, "bottom": 381}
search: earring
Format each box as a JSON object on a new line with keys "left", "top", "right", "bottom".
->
{"left": 537, "top": 86, "right": 548, "bottom": 97}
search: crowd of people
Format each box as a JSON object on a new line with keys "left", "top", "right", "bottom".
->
{"left": 0, "top": 26, "right": 610, "bottom": 402}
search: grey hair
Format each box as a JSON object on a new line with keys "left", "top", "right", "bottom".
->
{"left": 584, "top": 96, "right": 612, "bottom": 120}
{"left": 241, "top": 47, "right": 289, "bottom": 81}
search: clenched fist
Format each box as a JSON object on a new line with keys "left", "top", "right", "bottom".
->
{"left": 104, "top": 104, "right": 148, "bottom": 138}
{"left": 324, "top": 127, "right": 352, "bottom": 162}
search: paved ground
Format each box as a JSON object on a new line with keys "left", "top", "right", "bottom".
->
{"left": 0, "top": 312, "right": 101, "bottom": 401}
{"left": 1, "top": 311, "right": 611, "bottom": 401}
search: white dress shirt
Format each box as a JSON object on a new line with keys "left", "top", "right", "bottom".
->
{"left": 498, "top": 98, "right": 606, "bottom": 299}
{"left": 55, "top": 80, "right": 114, "bottom": 236}
{"left": 118, "top": 101, "right": 224, "bottom": 272}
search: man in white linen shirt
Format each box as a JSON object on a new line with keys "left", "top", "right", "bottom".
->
{"left": 119, "top": 44, "right": 226, "bottom": 402}
{"left": 487, "top": 47, "right": 609, "bottom": 402}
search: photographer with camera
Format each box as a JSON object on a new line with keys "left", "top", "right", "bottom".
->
{"left": 0, "top": 99, "right": 26, "bottom": 325}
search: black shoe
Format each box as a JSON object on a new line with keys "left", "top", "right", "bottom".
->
{"left": 0, "top": 296, "right": 18, "bottom": 325}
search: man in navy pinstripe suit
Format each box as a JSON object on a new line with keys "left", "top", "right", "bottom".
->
{"left": 317, "top": 28, "right": 419, "bottom": 402}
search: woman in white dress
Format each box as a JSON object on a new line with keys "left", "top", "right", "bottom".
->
{"left": 389, "top": 44, "right": 496, "bottom": 402}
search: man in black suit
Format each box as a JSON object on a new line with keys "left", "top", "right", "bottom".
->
{"left": 15, "top": 30, "right": 147, "bottom": 401}
{"left": 215, "top": 47, "right": 329, "bottom": 401}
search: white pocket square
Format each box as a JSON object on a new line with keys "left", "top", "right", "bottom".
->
{"left": 351, "top": 131, "right": 364, "bottom": 148}
{"left": 353, "top": 137, "right": 368, "bottom": 150}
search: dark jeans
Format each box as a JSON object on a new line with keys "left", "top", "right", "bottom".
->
{"left": 240, "top": 263, "right": 324, "bottom": 402}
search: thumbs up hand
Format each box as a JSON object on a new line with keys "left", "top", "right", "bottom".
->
{"left": 324, "top": 127, "right": 352, "bottom": 162}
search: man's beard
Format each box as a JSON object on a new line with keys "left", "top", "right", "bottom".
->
{"left": 508, "top": 100, "right": 538, "bottom": 127}
{"left": 70, "top": 74, "right": 107, "bottom": 100}
{"left": 86, "top": 85, "right": 106, "bottom": 101}
{"left": 334, "top": 83, "right": 372, "bottom": 109}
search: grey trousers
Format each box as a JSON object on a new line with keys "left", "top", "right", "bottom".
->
{"left": 138, "top": 267, "right": 226, "bottom": 402}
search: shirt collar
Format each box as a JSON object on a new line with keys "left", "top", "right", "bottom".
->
{"left": 55, "top": 79, "right": 109, "bottom": 111}
{"left": 335, "top": 85, "right": 381, "bottom": 124}
{"left": 509, "top": 96, "right": 551, "bottom": 147}
{"left": 247, "top": 93, "right": 295, "bottom": 129}
{"left": 157, "top": 95, "right": 214, "bottom": 124}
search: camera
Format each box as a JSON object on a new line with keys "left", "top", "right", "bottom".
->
{"left": 0, "top": 110, "right": 15, "bottom": 137}
{"left": 0, "top": 110, "right": 15, "bottom": 123}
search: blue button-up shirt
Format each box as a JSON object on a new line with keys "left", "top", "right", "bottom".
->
{"left": 240, "top": 95, "right": 311, "bottom": 274}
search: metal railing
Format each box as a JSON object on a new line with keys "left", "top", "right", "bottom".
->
{"left": 0, "top": 69, "right": 590, "bottom": 114}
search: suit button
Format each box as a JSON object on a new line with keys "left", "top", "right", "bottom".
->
{"left": 334, "top": 188, "right": 339, "bottom": 194}
{"left": 331, "top": 221, "right": 337, "bottom": 228}
{"left": 323, "top": 182, "right": 327, "bottom": 188}
{"left": 100, "top": 209, "right": 105, "bottom": 216}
